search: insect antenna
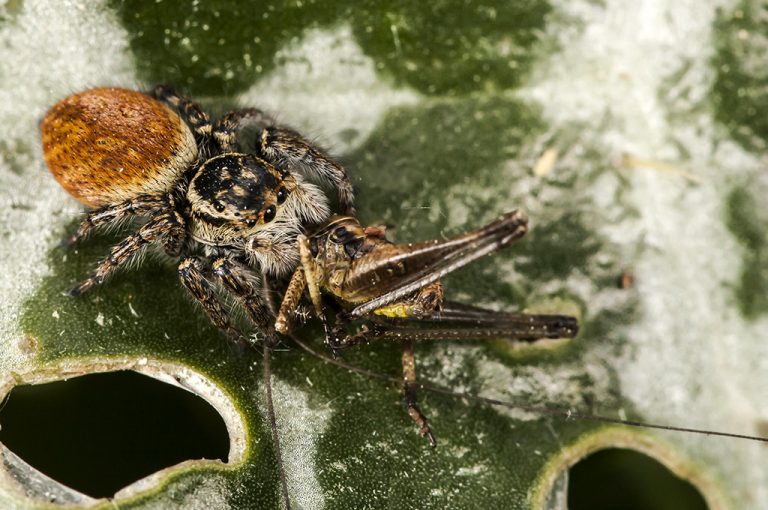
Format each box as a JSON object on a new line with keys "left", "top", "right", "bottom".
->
{"left": 263, "top": 343, "right": 292, "bottom": 510}
{"left": 288, "top": 335, "right": 768, "bottom": 444}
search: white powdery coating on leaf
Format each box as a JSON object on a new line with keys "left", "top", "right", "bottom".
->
{"left": 0, "top": 0, "right": 136, "bottom": 371}
{"left": 430, "top": 344, "right": 613, "bottom": 423}
{"left": 133, "top": 473, "right": 232, "bottom": 510}
{"left": 523, "top": 0, "right": 768, "bottom": 502}
{"left": 238, "top": 24, "right": 420, "bottom": 155}
{"left": 269, "top": 377, "right": 331, "bottom": 510}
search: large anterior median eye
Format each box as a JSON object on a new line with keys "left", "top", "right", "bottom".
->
{"left": 263, "top": 205, "right": 276, "bottom": 223}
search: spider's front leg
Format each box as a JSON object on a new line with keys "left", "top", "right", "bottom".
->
{"left": 258, "top": 126, "right": 355, "bottom": 214}
{"left": 177, "top": 256, "right": 251, "bottom": 351}
{"left": 212, "top": 110, "right": 355, "bottom": 214}
{"left": 212, "top": 108, "right": 276, "bottom": 152}
{"left": 211, "top": 256, "right": 277, "bottom": 346}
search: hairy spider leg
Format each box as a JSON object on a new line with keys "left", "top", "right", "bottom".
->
{"left": 212, "top": 109, "right": 355, "bottom": 215}
{"left": 212, "top": 108, "right": 276, "bottom": 152}
{"left": 63, "top": 194, "right": 171, "bottom": 247}
{"left": 68, "top": 211, "right": 185, "bottom": 296}
{"left": 178, "top": 256, "right": 251, "bottom": 350}
{"left": 259, "top": 127, "right": 355, "bottom": 215}
{"left": 149, "top": 85, "right": 212, "bottom": 138}
{"left": 211, "top": 256, "right": 277, "bottom": 346}
{"left": 259, "top": 126, "right": 355, "bottom": 215}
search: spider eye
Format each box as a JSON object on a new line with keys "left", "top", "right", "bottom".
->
{"left": 263, "top": 205, "right": 276, "bottom": 223}
{"left": 276, "top": 187, "right": 288, "bottom": 204}
{"left": 214, "top": 202, "right": 225, "bottom": 213}
{"left": 245, "top": 218, "right": 256, "bottom": 227}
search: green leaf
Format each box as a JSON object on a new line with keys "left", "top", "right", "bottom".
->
{"left": 0, "top": 1, "right": 765, "bottom": 509}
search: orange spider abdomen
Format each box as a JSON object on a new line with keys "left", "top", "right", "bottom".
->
{"left": 41, "top": 87, "right": 198, "bottom": 208}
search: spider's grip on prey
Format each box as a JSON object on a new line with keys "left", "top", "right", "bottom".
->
{"left": 42, "top": 86, "right": 582, "bottom": 451}
{"left": 42, "top": 86, "right": 356, "bottom": 347}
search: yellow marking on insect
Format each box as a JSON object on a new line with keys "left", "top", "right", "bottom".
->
{"left": 621, "top": 153, "right": 701, "bottom": 184}
{"left": 373, "top": 303, "right": 413, "bottom": 318}
{"left": 532, "top": 148, "right": 559, "bottom": 177}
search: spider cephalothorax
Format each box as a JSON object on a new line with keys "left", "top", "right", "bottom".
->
{"left": 41, "top": 86, "right": 354, "bottom": 347}
{"left": 187, "top": 152, "right": 330, "bottom": 273}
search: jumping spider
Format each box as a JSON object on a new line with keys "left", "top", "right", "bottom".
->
{"left": 42, "top": 87, "right": 757, "bottom": 458}
{"left": 41, "top": 86, "right": 355, "bottom": 347}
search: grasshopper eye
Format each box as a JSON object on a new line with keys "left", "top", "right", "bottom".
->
{"left": 276, "top": 187, "right": 288, "bottom": 204}
{"left": 330, "top": 226, "right": 347, "bottom": 243}
{"left": 263, "top": 205, "right": 276, "bottom": 223}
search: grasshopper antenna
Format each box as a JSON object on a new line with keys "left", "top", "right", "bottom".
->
{"left": 289, "top": 334, "right": 768, "bottom": 444}
{"left": 263, "top": 343, "right": 292, "bottom": 510}
{"left": 417, "top": 384, "right": 768, "bottom": 443}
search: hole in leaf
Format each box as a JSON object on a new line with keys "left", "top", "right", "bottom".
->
{"left": 0, "top": 371, "right": 229, "bottom": 499}
{"left": 568, "top": 448, "right": 708, "bottom": 510}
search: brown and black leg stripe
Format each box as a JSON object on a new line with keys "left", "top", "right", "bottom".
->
{"left": 258, "top": 126, "right": 355, "bottom": 215}
{"left": 211, "top": 256, "right": 276, "bottom": 345}
{"left": 150, "top": 85, "right": 212, "bottom": 138}
{"left": 68, "top": 211, "right": 181, "bottom": 296}
{"left": 177, "top": 256, "right": 250, "bottom": 350}
{"left": 212, "top": 108, "right": 276, "bottom": 153}
{"left": 63, "top": 194, "right": 169, "bottom": 247}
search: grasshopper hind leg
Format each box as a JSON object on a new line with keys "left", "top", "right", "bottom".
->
{"left": 326, "top": 300, "right": 579, "bottom": 348}
{"left": 326, "top": 300, "right": 578, "bottom": 449}
{"left": 388, "top": 300, "right": 580, "bottom": 342}
{"left": 402, "top": 340, "right": 437, "bottom": 447}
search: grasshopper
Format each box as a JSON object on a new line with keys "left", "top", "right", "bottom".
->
{"left": 274, "top": 210, "right": 578, "bottom": 446}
